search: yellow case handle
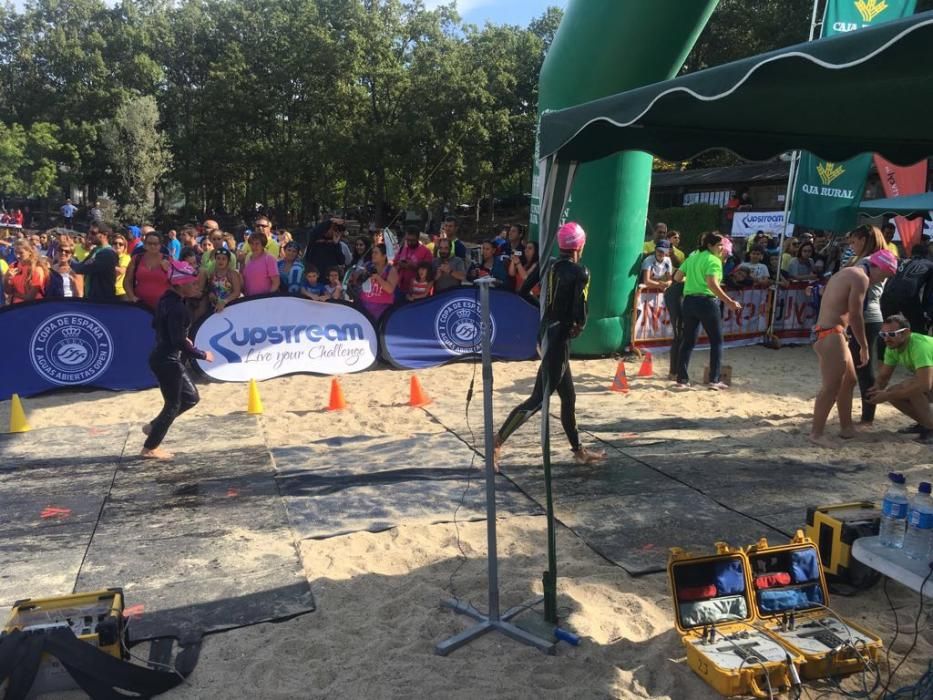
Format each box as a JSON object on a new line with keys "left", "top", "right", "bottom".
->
{"left": 748, "top": 670, "right": 783, "bottom": 699}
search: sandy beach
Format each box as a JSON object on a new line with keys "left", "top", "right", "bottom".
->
{"left": 4, "top": 344, "right": 931, "bottom": 699}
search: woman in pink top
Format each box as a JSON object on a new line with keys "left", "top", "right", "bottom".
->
{"left": 124, "top": 232, "right": 171, "bottom": 309}
{"left": 242, "top": 232, "right": 280, "bottom": 296}
{"left": 354, "top": 243, "right": 398, "bottom": 319}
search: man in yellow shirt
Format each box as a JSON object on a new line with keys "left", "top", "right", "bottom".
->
{"left": 666, "top": 230, "right": 686, "bottom": 267}
{"left": 882, "top": 222, "right": 902, "bottom": 257}
{"left": 643, "top": 222, "right": 668, "bottom": 254}
{"left": 74, "top": 233, "right": 90, "bottom": 262}
{"left": 238, "top": 216, "right": 280, "bottom": 265}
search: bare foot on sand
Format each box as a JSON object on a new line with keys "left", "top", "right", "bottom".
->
{"left": 140, "top": 447, "right": 173, "bottom": 460}
{"left": 573, "top": 447, "right": 607, "bottom": 464}
{"left": 808, "top": 434, "right": 835, "bottom": 448}
{"left": 839, "top": 427, "right": 857, "bottom": 440}
{"left": 141, "top": 423, "right": 152, "bottom": 436}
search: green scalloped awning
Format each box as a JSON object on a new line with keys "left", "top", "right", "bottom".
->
{"left": 538, "top": 12, "right": 933, "bottom": 166}
{"left": 859, "top": 191, "right": 933, "bottom": 215}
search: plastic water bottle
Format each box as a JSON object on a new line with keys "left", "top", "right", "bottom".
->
{"left": 903, "top": 482, "right": 933, "bottom": 560}
{"left": 880, "top": 472, "right": 909, "bottom": 549}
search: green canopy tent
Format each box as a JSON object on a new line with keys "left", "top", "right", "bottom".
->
{"left": 538, "top": 12, "right": 933, "bottom": 168}
{"left": 859, "top": 191, "right": 933, "bottom": 216}
{"left": 530, "top": 11, "right": 933, "bottom": 623}
{"left": 534, "top": 11, "right": 933, "bottom": 288}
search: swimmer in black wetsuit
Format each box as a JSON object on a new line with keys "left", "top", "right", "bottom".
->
{"left": 493, "top": 222, "right": 606, "bottom": 470}
{"left": 141, "top": 261, "right": 214, "bottom": 459}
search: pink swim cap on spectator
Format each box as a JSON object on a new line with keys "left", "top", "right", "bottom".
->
{"left": 867, "top": 249, "right": 898, "bottom": 275}
{"left": 169, "top": 260, "right": 199, "bottom": 286}
{"left": 557, "top": 222, "right": 586, "bottom": 251}
{"left": 721, "top": 237, "right": 734, "bottom": 257}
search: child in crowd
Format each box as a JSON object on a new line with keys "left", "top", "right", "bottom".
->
{"left": 324, "top": 267, "right": 343, "bottom": 300}
{"left": 407, "top": 262, "right": 433, "bottom": 301}
{"left": 301, "top": 265, "right": 328, "bottom": 301}
{"left": 180, "top": 246, "right": 199, "bottom": 268}
{"left": 737, "top": 246, "right": 772, "bottom": 288}
{"left": 727, "top": 266, "right": 754, "bottom": 289}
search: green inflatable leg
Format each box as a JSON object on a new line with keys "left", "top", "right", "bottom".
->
{"left": 533, "top": 0, "right": 720, "bottom": 354}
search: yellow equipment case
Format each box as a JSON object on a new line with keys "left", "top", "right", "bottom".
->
{"left": 669, "top": 542, "right": 804, "bottom": 698}
{"left": 745, "top": 532, "right": 882, "bottom": 681}
{"left": 2, "top": 588, "right": 126, "bottom": 694}
{"left": 805, "top": 502, "right": 881, "bottom": 589}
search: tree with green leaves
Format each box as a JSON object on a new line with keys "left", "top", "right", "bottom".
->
{"left": 100, "top": 95, "right": 172, "bottom": 222}
{"left": 0, "top": 121, "right": 65, "bottom": 198}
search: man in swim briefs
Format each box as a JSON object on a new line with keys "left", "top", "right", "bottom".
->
{"left": 809, "top": 249, "right": 897, "bottom": 446}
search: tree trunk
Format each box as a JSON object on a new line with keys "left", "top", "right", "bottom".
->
{"left": 375, "top": 165, "right": 387, "bottom": 227}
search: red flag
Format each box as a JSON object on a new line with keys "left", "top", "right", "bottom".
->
{"left": 873, "top": 156, "right": 928, "bottom": 256}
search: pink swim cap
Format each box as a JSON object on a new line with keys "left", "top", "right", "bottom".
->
{"left": 720, "top": 237, "right": 734, "bottom": 257}
{"left": 169, "top": 260, "right": 200, "bottom": 286}
{"left": 867, "top": 249, "right": 898, "bottom": 275}
{"left": 557, "top": 222, "right": 586, "bottom": 251}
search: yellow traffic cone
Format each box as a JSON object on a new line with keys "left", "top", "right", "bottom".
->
{"left": 247, "top": 379, "right": 264, "bottom": 415}
{"left": 9, "top": 394, "right": 30, "bottom": 433}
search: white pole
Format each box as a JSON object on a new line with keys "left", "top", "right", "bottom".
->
{"left": 767, "top": 0, "right": 826, "bottom": 334}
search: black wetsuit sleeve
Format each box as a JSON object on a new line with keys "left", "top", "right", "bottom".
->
{"left": 165, "top": 298, "right": 207, "bottom": 360}
{"left": 572, "top": 266, "right": 590, "bottom": 332}
{"left": 922, "top": 261, "right": 933, "bottom": 317}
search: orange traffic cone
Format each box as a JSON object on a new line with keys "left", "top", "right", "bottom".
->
{"left": 610, "top": 361, "right": 629, "bottom": 393}
{"left": 327, "top": 378, "right": 347, "bottom": 411}
{"left": 637, "top": 351, "right": 654, "bottom": 377}
{"left": 409, "top": 375, "right": 431, "bottom": 407}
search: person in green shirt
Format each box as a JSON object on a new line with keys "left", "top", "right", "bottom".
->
{"left": 868, "top": 314, "right": 933, "bottom": 443}
{"left": 672, "top": 232, "right": 743, "bottom": 390}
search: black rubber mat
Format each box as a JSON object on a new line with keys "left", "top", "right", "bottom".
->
{"left": 502, "top": 455, "right": 787, "bottom": 575}
{"left": 273, "top": 433, "right": 541, "bottom": 539}
{"left": 0, "top": 425, "right": 127, "bottom": 604}
{"left": 0, "top": 416, "right": 314, "bottom": 644}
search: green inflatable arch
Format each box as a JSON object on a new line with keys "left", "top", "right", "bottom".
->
{"left": 531, "top": 0, "right": 720, "bottom": 355}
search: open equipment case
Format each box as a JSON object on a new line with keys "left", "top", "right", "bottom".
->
{"left": 669, "top": 542, "right": 803, "bottom": 698}
{"left": 2, "top": 589, "right": 127, "bottom": 695}
{"left": 669, "top": 532, "right": 884, "bottom": 697}
{"left": 746, "top": 531, "right": 882, "bottom": 681}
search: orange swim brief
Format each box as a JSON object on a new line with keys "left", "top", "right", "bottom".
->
{"left": 811, "top": 325, "right": 845, "bottom": 343}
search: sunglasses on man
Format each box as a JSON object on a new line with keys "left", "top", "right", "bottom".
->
{"left": 879, "top": 328, "right": 909, "bottom": 339}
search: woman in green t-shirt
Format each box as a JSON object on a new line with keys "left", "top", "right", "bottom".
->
{"left": 674, "top": 232, "right": 743, "bottom": 390}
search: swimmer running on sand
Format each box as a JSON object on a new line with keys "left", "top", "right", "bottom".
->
{"left": 809, "top": 249, "right": 897, "bottom": 447}
{"left": 141, "top": 261, "right": 214, "bottom": 459}
{"left": 493, "top": 222, "right": 605, "bottom": 471}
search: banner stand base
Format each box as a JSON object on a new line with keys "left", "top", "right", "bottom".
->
{"left": 433, "top": 279, "right": 556, "bottom": 658}
{"left": 435, "top": 597, "right": 555, "bottom": 656}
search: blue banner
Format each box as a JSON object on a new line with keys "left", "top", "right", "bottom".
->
{"left": 381, "top": 288, "right": 539, "bottom": 369}
{"left": 0, "top": 300, "right": 157, "bottom": 400}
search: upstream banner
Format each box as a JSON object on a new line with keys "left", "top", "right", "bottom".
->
{"left": 631, "top": 285, "right": 819, "bottom": 352}
{"left": 193, "top": 296, "right": 379, "bottom": 381}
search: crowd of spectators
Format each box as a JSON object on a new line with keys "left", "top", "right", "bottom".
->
{"left": 0, "top": 213, "right": 542, "bottom": 321}
{"left": 639, "top": 219, "right": 919, "bottom": 297}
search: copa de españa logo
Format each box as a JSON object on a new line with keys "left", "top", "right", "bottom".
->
{"left": 434, "top": 297, "right": 496, "bottom": 355}
{"left": 30, "top": 313, "right": 113, "bottom": 385}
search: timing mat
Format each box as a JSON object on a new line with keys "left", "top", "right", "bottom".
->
{"left": 0, "top": 415, "right": 314, "bottom": 644}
